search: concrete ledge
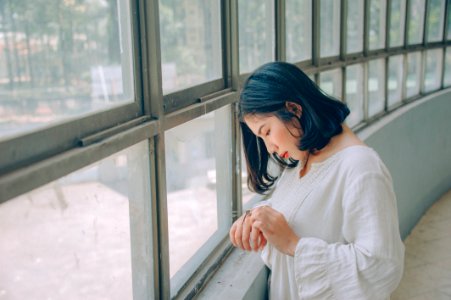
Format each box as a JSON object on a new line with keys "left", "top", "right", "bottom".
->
{"left": 197, "top": 250, "right": 268, "bottom": 300}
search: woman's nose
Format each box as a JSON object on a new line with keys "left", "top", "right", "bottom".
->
{"left": 264, "top": 140, "right": 277, "bottom": 154}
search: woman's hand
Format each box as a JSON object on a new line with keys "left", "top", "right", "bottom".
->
{"left": 250, "top": 206, "right": 300, "bottom": 256}
{"left": 229, "top": 211, "right": 267, "bottom": 252}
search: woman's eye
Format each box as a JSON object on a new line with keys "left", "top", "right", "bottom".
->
{"left": 266, "top": 130, "right": 270, "bottom": 136}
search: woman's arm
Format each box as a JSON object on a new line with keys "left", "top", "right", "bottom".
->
{"left": 252, "top": 172, "right": 405, "bottom": 299}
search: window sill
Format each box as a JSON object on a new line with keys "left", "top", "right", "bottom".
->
{"left": 197, "top": 248, "right": 268, "bottom": 300}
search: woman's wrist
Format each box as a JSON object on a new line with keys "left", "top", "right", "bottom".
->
{"left": 287, "top": 235, "right": 300, "bottom": 257}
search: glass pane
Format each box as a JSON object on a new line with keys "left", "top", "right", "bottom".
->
{"left": 239, "top": 0, "right": 275, "bottom": 73}
{"left": 0, "top": 141, "right": 151, "bottom": 300}
{"left": 286, "top": 0, "right": 312, "bottom": 63}
{"left": 408, "top": 0, "right": 426, "bottom": 44}
{"left": 345, "top": 64, "right": 365, "bottom": 127}
{"left": 424, "top": 48, "right": 443, "bottom": 92}
{"left": 159, "top": 0, "right": 222, "bottom": 93}
{"left": 241, "top": 147, "right": 256, "bottom": 205}
{"left": 320, "top": 0, "right": 341, "bottom": 57}
{"left": 0, "top": 0, "right": 134, "bottom": 142}
{"left": 406, "top": 51, "right": 422, "bottom": 98}
{"left": 389, "top": 0, "right": 407, "bottom": 47}
{"left": 319, "top": 69, "right": 342, "bottom": 100}
{"left": 448, "top": 0, "right": 451, "bottom": 40}
{"left": 165, "top": 106, "right": 232, "bottom": 293}
{"left": 369, "top": 0, "right": 387, "bottom": 50}
{"left": 347, "top": 0, "right": 364, "bottom": 53}
{"left": 388, "top": 55, "right": 404, "bottom": 107}
{"left": 426, "top": 0, "right": 446, "bottom": 42}
{"left": 368, "top": 59, "right": 385, "bottom": 117}
{"left": 444, "top": 47, "right": 451, "bottom": 86}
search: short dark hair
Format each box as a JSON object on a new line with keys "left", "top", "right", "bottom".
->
{"left": 239, "top": 62, "right": 350, "bottom": 194}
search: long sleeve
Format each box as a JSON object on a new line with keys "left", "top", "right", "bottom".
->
{"left": 293, "top": 172, "right": 405, "bottom": 299}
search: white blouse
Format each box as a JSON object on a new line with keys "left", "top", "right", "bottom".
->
{"left": 260, "top": 145, "right": 405, "bottom": 300}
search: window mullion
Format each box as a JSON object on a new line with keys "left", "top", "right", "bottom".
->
{"left": 275, "top": 0, "right": 286, "bottom": 61}
{"left": 139, "top": 0, "right": 169, "bottom": 299}
{"left": 312, "top": 0, "right": 320, "bottom": 66}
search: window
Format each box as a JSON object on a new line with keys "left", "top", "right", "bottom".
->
{"left": 447, "top": 1, "right": 451, "bottom": 40}
{"left": 389, "top": 0, "right": 407, "bottom": 47}
{"left": 388, "top": 55, "right": 405, "bottom": 108}
{"left": 369, "top": 0, "right": 387, "bottom": 50}
{"left": 406, "top": 51, "right": 422, "bottom": 98}
{"left": 426, "top": 0, "right": 446, "bottom": 43}
{"left": 368, "top": 59, "right": 386, "bottom": 118}
{"left": 319, "top": 68, "right": 343, "bottom": 100}
{"left": 408, "top": 0, "right": 426, "bottom": 45}
{"left": 346, "top": 0, "right": 365, "bottom": 54}
{"left": 165, "top": 106, "right": 233, "bottom": 295}
{"left": 0, "top": 141, "right": 152, "bottom": 300}
{"left": 286, "top": 0, "right": 312, "bottom": 63}
{"left": 239, "top": 0, "right": 275, "bottom": 73}
{"left": 444, "top": 47, "right": 451, "bottom": 86}
{"left": 423, "top": 49, "right": 443, "bottom": 92}
{"left": 159, "top": 0, "right": 222, "bottom": 93}
{"left": 320, "top": 0, "right": 341, "bottom": 58}
{"left": 0, "top": 0, "right": 135, "bottom": 142}
{"left": 345, "top": 64, "right": 365, "bottom": 127}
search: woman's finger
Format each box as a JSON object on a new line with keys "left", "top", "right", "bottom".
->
{"left": 250, "top": 222, "right": 260, "bottom": 251}
{"left": 241, "top": 213, "right": 253, "bottom": 251}
{"left": 229, "top": 221, "right": 237, "bottom": 247}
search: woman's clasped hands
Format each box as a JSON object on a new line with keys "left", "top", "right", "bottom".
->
{"left": 229, "top": 205, "right": 301, "bottom": 257}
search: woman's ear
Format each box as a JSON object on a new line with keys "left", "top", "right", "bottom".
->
{"left": 285, "top": 101, "right": 302, "bottom": 118}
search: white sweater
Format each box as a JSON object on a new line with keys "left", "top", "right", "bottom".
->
{"left": 260, "top": 145, "right": 405, "bottom": 300}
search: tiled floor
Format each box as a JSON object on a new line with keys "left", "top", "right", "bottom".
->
{"left": 391, "top": 189, "right": 451, "bottom": 300}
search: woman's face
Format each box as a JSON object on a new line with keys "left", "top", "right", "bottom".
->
{"left": 244, "top": 114, "right": 307, "bottom": 161}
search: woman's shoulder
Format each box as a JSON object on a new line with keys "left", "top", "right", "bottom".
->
{"left": 334, "top": 145, "right": 391, "bottom": 181}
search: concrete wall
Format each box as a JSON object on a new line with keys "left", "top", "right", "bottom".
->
{"left": 359, "top": 88, "right": 451, "bottom": 239}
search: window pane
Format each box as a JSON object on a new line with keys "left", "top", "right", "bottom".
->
{"left": 424, "top": 48, "right": 443, "bottom": 92}
{"left": 165, "top": 106, "right": 232, "bottom": 293}
{"left": 286, "top": 0, "right": 312, "bottom": 63}
{"left": 406, "top": 51, "right": 422, "bottom": 98}
{"left": 347, "top": 0, "right": 365, "bottom": 53}
{"left": 320, "top": 0, "right": 341, "bottom": 57}
{"left": 389, "top": 0, "right": 407, "bottom": 47}
{"left": 388, "top": 55, "right": 404, "bottom": 107}
{"left": 345, "top": 64, "right": 365, "bottom": 127}
{"left": 448, "top": 1, "right": 451, "bottom": 40}
{"left": 160, "top": 0, "right": 222, "bottom": 93}
{"left": 0, "top": 0, "right": 134, "bottom": 141}
{"left": 444, "top": 47, "right": 451, "bottom": 86}
{"left": 319, "top": 69, "right": 342, "bottom": 100}
{"left": 0, "top": 141, "right": 151, "bottom": 300}
{"left": 241, "top": 146, "right": 256, "bottom": 205}
{"left": 239, "top": 0, "right": 275, "bottom": 73}
{"left": 408, "top": 0, "right": 426, "bottom": 44}
{"left": 369, "top": 0, "right": 387, "bottom": 50}
{"left": 368, "top": 59, "right": 385, "bottom": 117}
{"left": 426, "top": 0, "right": 446, "bottom": 42}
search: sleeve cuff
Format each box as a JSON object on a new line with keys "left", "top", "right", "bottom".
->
{"left": 293, "top": 237, "right": 334, "bottom": 299}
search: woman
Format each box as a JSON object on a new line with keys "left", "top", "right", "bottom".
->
{"left": 229, "top": 62, "right": 404, "bottom": 299}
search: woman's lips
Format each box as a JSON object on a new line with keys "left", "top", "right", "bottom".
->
{"left": 282, "top": 152, "right": 289, "bottom": 159}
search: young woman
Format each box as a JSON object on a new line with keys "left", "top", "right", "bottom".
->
{"left": 229, "top": 62, "right": 404, "bottom": 299}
